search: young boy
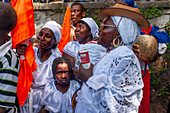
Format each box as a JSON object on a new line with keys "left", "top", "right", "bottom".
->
{"left": 0, "top": 1, "right": 19, "bottom": 112}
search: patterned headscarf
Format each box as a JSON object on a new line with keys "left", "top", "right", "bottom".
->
{"left": 111, "top": 16, "right": 140, "bottom": 46}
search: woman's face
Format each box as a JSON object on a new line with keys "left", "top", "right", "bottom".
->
{"left": 75, "top": 22, "right": 91, "bottom": 44}
{"left": 37, "top": 28, "right": 56, "bottom": 50}
{"left": 55, "top": 63, "right": 70, "bottom": 85}
{"left": 98, "top": 17, "right": 116, "bottom": 48}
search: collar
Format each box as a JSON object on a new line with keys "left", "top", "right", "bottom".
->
{"left": 0, "top": 37, "right": 12, "bottom": 59}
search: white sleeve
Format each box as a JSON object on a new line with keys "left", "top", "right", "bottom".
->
{"left": 106, "top": 52, "right": 144, "bottom": 113}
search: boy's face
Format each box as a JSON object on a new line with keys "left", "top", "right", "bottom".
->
{"left": 55, "top": 63, "right": 70, "bottom": 85}
{"left": 71, "top": 5, "right": 85, "bottom": 27}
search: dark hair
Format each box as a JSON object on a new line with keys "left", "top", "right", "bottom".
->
{"left": 0, "top": 2, "right": 17, "bottom": 32}
{"left": 52, "top": 57, "right": 74, "bottom": 80}
{"left": 71, "top": 2, "right": 85, "bottom": 12}
{"left": 77, "top": 20, "right": 93, "bottom": 40}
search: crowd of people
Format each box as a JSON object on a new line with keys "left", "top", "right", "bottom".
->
{"left": 0, "top": 0, "right": 169, "bottom": 113}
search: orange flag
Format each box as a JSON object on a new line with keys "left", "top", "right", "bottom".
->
{"left": 58, "top": 6, "right": 71, "bottom": 54}
{"left": 11, "top": 0, "right": 37, "bottom": 106}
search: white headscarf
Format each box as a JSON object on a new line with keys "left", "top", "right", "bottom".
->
{"left": 80, "top": 18, "right": 99, "bottom": 39}
{"left": 41, "top": 21, "right": 62, "bottom": 43}
{"left": 111, "top": 16, "right": 140, "bottom": 46}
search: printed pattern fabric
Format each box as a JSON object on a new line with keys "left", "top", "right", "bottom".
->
{"left": 0, "top": 47, "right": 19, "bottom": 108}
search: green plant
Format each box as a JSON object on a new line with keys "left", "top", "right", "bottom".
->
{"left": 165, "top": 22, "right": 170, "bottom": 37}
{"left": 150, "top": 73, "right": 160, "bottom": 89}
{"left": 140, "top": 6, "right": 163, "bottom": 19}
{"left": 93, "top": 9, "right": 102, "bottom": 27}
{"left": 158, "top": 81, "right": 170, "bottom": 97}
{"left": 85, "top": 8, "right": 102, "bottom": 27}
{"left": 85, "top": 7, "right": 89, "bottom": 17}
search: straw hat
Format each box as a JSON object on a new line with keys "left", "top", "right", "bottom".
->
{"left": 136, "top": 35, "right": 158, "bottom": 61}
{"left": 98, "top": 3, "right": 149, "bottom": 29}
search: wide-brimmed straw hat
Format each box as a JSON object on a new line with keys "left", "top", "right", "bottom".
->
{"left": 98, "top": 3, "right": 149, "bottom": 29}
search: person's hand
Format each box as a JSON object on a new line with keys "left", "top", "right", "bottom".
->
{"left": 16, "top": 44, "right": 27, "bottom": 56}
{"left": 77, "top": 63, "right": 93, "bottom": 83}
{"left": 132, "top": 44, "right": 140, "bottom": 57}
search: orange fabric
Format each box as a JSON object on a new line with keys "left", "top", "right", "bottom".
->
{"left": 17, "top": 42, "right": 37, "bottom": 106}
{"left": 58, "top": 7, "right": 71, "bottom": 54}
{"left": 11, "top": 0, "right": 37, "bottom": 106}
{"left": 11, "top": 0, "right": 35, "bottom": 49}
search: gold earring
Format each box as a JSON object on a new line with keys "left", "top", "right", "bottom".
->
{"left": 112, "top": 38, "right": 120, "bottom": 47}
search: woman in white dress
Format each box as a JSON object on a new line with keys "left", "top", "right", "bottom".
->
{"left": 42, "top": 57, "right": 81, "bottom": 113}
{"left": 62, "top": 17, "right": 106, "bottom": 70}
{"left": 16, "top": 21, "right": 62, "bottom": 113}
{"left": 75, "top": 3, "right": 150, "bottom": 113}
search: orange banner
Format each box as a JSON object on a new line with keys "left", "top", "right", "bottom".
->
{"left": 58, "top": 7, "right": 71, "bottom": 54}
{"left": 11, "top": 0, "right": 37, "bottom": 106}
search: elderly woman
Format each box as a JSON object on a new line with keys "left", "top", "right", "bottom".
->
{"left": 16, "top": 21, "right": 62, "bottom": 113}
{"left": 75, "top": 3, "right": 149, "bottom": 113}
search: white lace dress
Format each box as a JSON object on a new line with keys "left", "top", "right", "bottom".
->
{"left": 20, "top": 47, "right": 62, "bottom": 113}
{"left": 43, "top": 80, "right": 81, "bottom": 113}
{"left": 75, "top": 46, "right": 144, "bottom": 113}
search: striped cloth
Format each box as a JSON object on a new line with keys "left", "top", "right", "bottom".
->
{"left": 0, "top": 38, "right": 20, "bottom": 108}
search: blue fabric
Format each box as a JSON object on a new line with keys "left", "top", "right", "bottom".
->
{"left": 140, "top": 26, "right": 170, "bottom": 43}
{"left": 123, "top": 0, "right": 134, "bottom": 7}
{"left": 123, "top": 0, "right": 138, "bottom": 8}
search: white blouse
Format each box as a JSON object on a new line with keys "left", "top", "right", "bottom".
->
{"left": 32, "top": 47, "right": 61, "bottom": 87}
{"left": 75, "top": 46, "right": 144, "bottom": 113}
{"left": 43, "top": 80, "right": 81, "bottom": 113}
{"left": 20, "top": 47, "right": 62, "bottom": 113}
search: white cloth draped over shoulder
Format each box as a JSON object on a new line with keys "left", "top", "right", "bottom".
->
{"left": 42, "top": 80, "right": 81, "bottom": 113}
{"left": 62, "top": 41, "right": 80, "bottom": 69}
{"left": 63, "top": 41, "right": 106, "bottom": 69}
{"left": 80, "top": 43, "right": 106, "bottom": 65}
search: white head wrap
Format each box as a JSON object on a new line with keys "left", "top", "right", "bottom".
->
{"left": 110, "top": 16, "right": 140, "bottom": 46}
{"left": 41, "top": 21, "right": 62, "bottom": 43}
{"left": 80, "top": 18, "right": 99, "bottom": 39}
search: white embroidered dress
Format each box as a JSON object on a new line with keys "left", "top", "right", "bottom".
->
{"left": 75, "top": 46, "right": 144, "bottom": 113}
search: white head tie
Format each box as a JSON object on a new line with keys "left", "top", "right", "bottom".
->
{"left": 80, "top": 18, "right": 99, "bottom": 39}
{"left": 111, "top": 16, "right": 140, "bottom": 46}
{"left": 41, "top": 21, "right": 62, "bottom": 43}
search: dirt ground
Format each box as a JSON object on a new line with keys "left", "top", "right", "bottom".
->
{"left": 150, "top": 50, "right": 170, "bottom": 113}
